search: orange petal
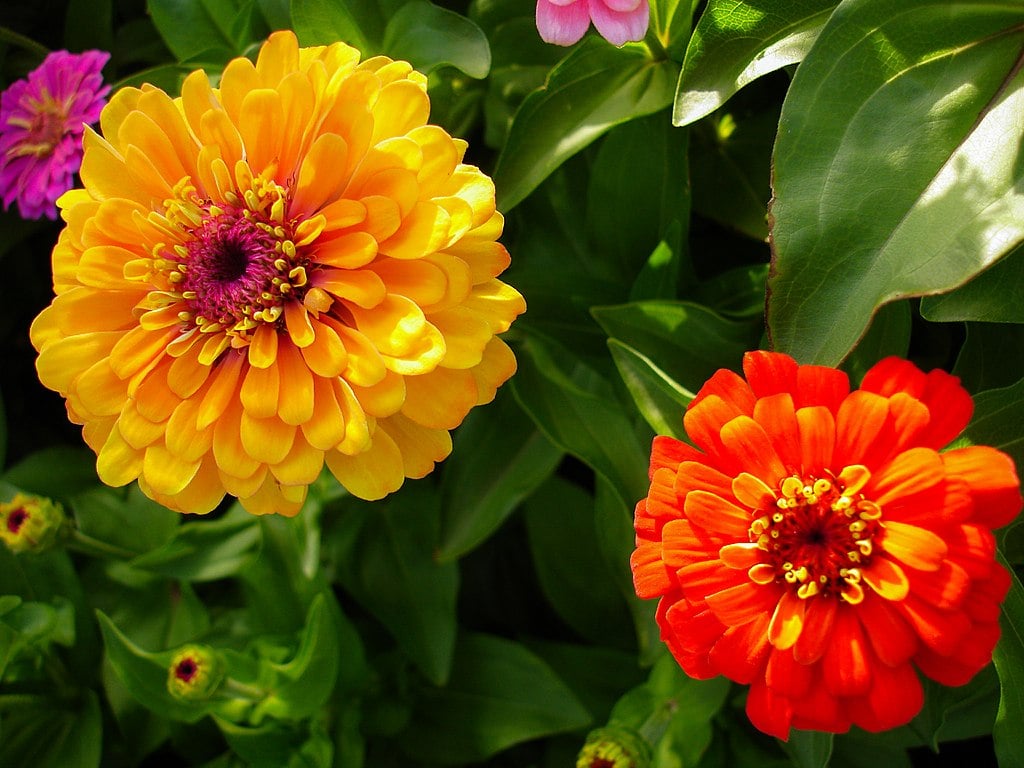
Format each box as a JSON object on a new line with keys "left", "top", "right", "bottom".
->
{"left": 861, "top": 555, "right": 910, "bottom": 600}
{"left": 732, "top": 472, "right": 776, "bottom": 510}
{"left": 869, "top": 447, "right": 943, "bottom": 507}
{"left": 196, "top": 352, "right": 245, "bottom": 430}
{"left": 142, "top": 443, "right": 201, "bottom": 496}
{"left": 240, "top": 359, "right": 280, "bottom": 419}
{"left": 743, "top": 350, "right": 798, "bottom": 398}
{"left": 822, "top": 607, "right": 872, "bottom": 696}
{"left": 855, "top": 594, "right": 918, "bottom": 666}
{"left": 377, "top": 414, "right": 452, "bottom": 479}
{"left": 649, "top": 436, "right": 702, "bottom": 478}
{"left": 792, "top": 596, "right": 837, "bottom": 664}
{"left": 240, "top": 412, "right": 296, "bottom": 465}
{"left": 706, "top": 581, "right": 781, "bottom": 626}
{"left": 942, "top": 446, "right": 1022, "bottom": 529}
{"left": 752, "top": 392, "right": 802, "bottom": 472}
{"left": 879, "top": 521, "right": 947, "bottom": 572}
{"left": 248, "top": 324, "right": 279, "bottom": 369}
{"left": 795, "top": 363, "right": 849, "bottom": 412}
{"left": 833, "top": 389, "right": 894, "bottom": 470}
{"left": 269, "top": 435, "right": 325, "bottom": 485}
{"left": 630, "top": 540, "right": 672, "bottom": 599}
{"left": 796, "top": 406, "right": 835, "bottom": 475}
{"left": 684, "top": 490, "right": 751, "bottom": 537}
{"left": 845, "top": 660, "right": 922, "bottom": 734}
{"left": 325, "top": 429, "right": 404, "bottom": 500}
{"left": 276, "top": 343, "right": 315, "bottom": 426}
{"left": 918, "top": 368, "right": 972, "bottom": 448}
{"left": 719, "top": 415, "right": 785, "bottom": 485}
{"left": 768, "top": 589, "right": 806, "bottom": 650}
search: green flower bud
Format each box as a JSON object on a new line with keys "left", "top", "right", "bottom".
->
{"left": 167, "top": 644, "right": 226, "bottom": 701}
{"left": 576, "top": 726, "right": 652, "bottom": 768}
{"left": 0, "top": 493, "right": 66, "bottom": 554}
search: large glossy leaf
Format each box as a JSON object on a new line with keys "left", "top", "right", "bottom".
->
{"left": 400, "top": 633, "right": 591, "bottom": 763}
{"left": 608, "top": 339, "right": 694, "bottom": 440}
{"left": 511, "top": 334, "right": 651, "bottom": 509}
{"left": 921, "top": 242, "right": 1024, "bottom": 323}
{"left": 674, "top": 0, "right": 838, "bottom": 126}
{"left": 768, "top": 0, "right": 1024, "bottom": 365}
{"left": 993, "top": 560, "right": 1024, "bottom": 768}
{"left": 493, "top": 37, "right": 677, "bottom": 211}
{"left": 954, "top": 323, "right": 1024, "bottom": 393}
{"left": 382, "top": 0, "right": 490, "bottom": 78}
{"left": 437, "top": 390, "right": 562, "bottom": 562}
{"left": 0, "top": 690, "right": 102, "bottom": 768}
{"left": 291, "top": 0, "right": 387, "bottom": 52}
{"left": 148, "top": 0, "right": 248, "bottom": 61}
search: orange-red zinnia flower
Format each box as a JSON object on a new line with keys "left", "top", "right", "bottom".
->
{"left": 631, "top": 351, "right": 1020, "bottom": 739}
{"left": 31, "top": 31, "right": 525, "bottom": 516}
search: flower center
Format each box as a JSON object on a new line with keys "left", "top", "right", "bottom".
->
{"left": 748, "top": 471, "right": 881, "bottom": 604}
{"left": 6, "top": 508, "right": 28, "bottom": 534}
{"left": 174, "top": 657, "right": 198, "bottom": 683}
{"left": 150, "top": 176, "right": 319, "bottom": 344}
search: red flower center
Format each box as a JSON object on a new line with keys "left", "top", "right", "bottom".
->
{"left": 749, "top": 473, "right": 880, "bottom": 604}
{"left": 174, "top": 657, "right": 199, "bottom": 682}
{"left": 6, "top": 508, "right": 29, "bottom": 534}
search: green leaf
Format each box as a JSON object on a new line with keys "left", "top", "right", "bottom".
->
{"left": 651, "top": 0, "right": 699, "bottom": 61}
{"left": 493, "top": 37, "right": 677, "bottom": 211}
{"left": 148, "top": 0, "right": 246, "bottom": 61}
{"left": 768, "top": 0, "right": 1024, "bottom": 365}
{"left": 1, "top": 446, "right": 98, "bottom": 501}
{"left": 921, "top": 242, "right": 1024, "bottom": 323}
{"left": 630, "top": 224, "right": 685, "bottom": 302}
{"left": 784, "top": 730, "right": 834, "bottom": 768}
{"left": 437, "top": 390, "right": 563, "bottom": 562}
{"left": 954, "top": 323, "right": 1024, "bottom": 394}
{"left": 129, "top": 506, "right": 259, "bottom": 582}
{"left": 511, "top": 334, "right": 651, "bottom": 508}
{"left": 330, "top": 484, "right": 457, "bottom": 685}
{"left": 592, "top": 299, "right": 761, "bottom": 394}
{"left": 71, "top": 485, "right": 180, "bottom": 558}
{"left": 524, "top": 477, "right": 635, "bottom": 648}
{"left": 839, "top": 300, "right": 912, "bottom": 384}
{"left": 96, "top": 610, "right": 211, "bottom": 723}
{"left": 673, "top": 0, "right": 837, "bottom": 126}
{"left": 608, "top": 339, "right": 694, "bottom": 440}
{"left": 382, "top": 0, "right": 490, "bottom": 78}
{"left": 401, "top": 633, "right": 592, "bottom": 763}
{"left": 908, "top": 668, "right": 999, "bottom": 750}
{"left": 0, "top": 690, "right": 102, "bottom": 768}
{"left": 251, "top": 595, "right": 340, "bottom": 721}
{"left": 993, "top": 559, "right": 1024, "bottom": 768}
{"left": 214, "top": 718, "right": 311, "bottom": 768}
{"left": 290, "top": 0, "right": 385, "bottom": 53}
{"left": 961, "top": 376, "right": 1024, "bottom": 471}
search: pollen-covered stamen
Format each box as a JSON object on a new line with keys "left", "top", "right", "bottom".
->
{"left": 748, "top": 467, "right": 881, "bottom": 604}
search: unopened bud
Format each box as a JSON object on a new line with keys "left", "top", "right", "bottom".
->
{"left": 167, "top": 644, "right": 225, "bottom": 701}
{"left": 0, "top": 493, "right": 66, "bottom": 554}
{"left": 576, "top": 726, "right": 652, "bottom": 768}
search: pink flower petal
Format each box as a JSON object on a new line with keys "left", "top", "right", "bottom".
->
{"left": 589, "top": 0, "right": 649, "bottom": 46}
{"left": 536, "top": 0, "right": 592, "bottom": 45}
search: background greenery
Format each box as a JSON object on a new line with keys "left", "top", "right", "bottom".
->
{"left": 0, "top": 0, "right": 1022, "bottom": 766}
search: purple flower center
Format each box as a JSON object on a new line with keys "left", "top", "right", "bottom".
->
{"left": 175, "top": 657, "right": 198, "bottom": 682}
{"left": 180, "top": 209, "right": 298, "bottom": 326}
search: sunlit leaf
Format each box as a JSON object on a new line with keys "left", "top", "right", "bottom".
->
{"left": 382, "top": 0, "right": 490, "bottom": 78}
{"left": 768, "top": 0, "right": 1024, "bottom": 365}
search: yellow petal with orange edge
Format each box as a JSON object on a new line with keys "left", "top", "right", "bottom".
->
{"left": 213, "top": 399, "right": 261, "bottom": 478}
{"left": 255, "top": 30, "right": 299, "bottom": 87}
{"left": 132, "top": 362, "right": 181, "bottom": 422}
{"left": 239, "top": 88, "right": 284, "bottom": 174}
{"left": 300, "top": 316, "right": 349, "bottom": 378}
{"left": 197, "top": 352, "right": 245, "bottom": 430}
{"left": 335, "top": 378, "right": 372, "bottom": 455}
{"left": 326, "top": 428, "right": 404, "bottom": 500}
{"left": 314, "top": 231, "right": 378, "bottom": 269}
{"left": 198, "top": 108, "right": 244, "bottom": 171}
{"left": 123, "top": 145, "right": 175, "bottom": 201}
{"left": 381, "top": 323, "right": 445, "bottom": 376}
{"left": 248, "top": 323, "right": 279, "bottom": 369}
{"left": 718, "top": 542, "right": 764, "bottom": 569}
{"left": 302, "top": 375, "right": 348, "bottom": 450}
{"left": 117, "top": 110, "right": 189, "bottom": 189}
{"left": 379, "top": 201, "right": 450, "bottom": 260}
{"left": 462, "top": 280, "right": 526, "bottom": 332}
{"left": 270, "top": 435, "right": 325, "bottom": 485}
{"left": 443, "top": 168, "right": 496, "bottom": 229}
{"left": 428, "top": 306, "right": 490, "bottom": 369}
{"left": 117, "top": 401, "right": 165, "bottom": 449}
{"left": 142, "top": 458, "right": 224, "bottom": 515}
{"left": 370, "top": 258, "right": 447, "bottom": 307}
{"left": 768, "top": 590, "right": 806, "bottom": 650}
{"left": 165, "top": 395, "right": 215, "bottom": 462}
{"left": 240, "top": 473, "right": 306, "bottom": 517}
{"left": 240, "top": 360, "right": 279, "bottom": 419}
{"left": 291, "top": 132, "right": 349, "bottom": 217}
{"left": 109, "top": 325, "right": 176, "bottom": 379}
{"left": 96, "top": 424, "right": 143, "bottom": 487}
{"left": 276, "top": 343, "right": 315, "bottom": 425}
{"left": 349, "top": 369, "right": 405, "bottom": 418}
{"left": 470, "top": 337, "right": 517, "bottom": 406}
{"left": 78, "top": 245, "right": 139, "bottom": 289}
{"left": 284, "top": 300, "right": 315, "bottom": 348}
{"left": 220, "top": 464, "right": 268, "bottom": 499}
{"left": 331, "top": 323, "right": 387, "bottom": 386}
{"left": 240, "top": 411, "right": 296, "bottom": 465}
{"left": 861, "top": 555, "right": 910, "bottom": 600}
{"left": 732, "top": 472, "right": 776, "bottom": 510}
{"left": 356, "top": 166, "right": 419, "bottom": 218}
{"left": 311, "top": 268, "right": 386, "bottom": 308}
{"left": 50, "top": 287, "right": 136, "bottom": 334}
{"left": 423, "top": 252, "right": 473, "bottom": 310}
{"left": 369, "top": 79, "right": 429, "bottom": 144}
{"left": 167, "top": 346, "right": 212, "bottom": 398}
{"left": 407, "top": 125, "right": 459, "bottom": 192}
{"left": 317, "top": 198, "right": 366, "bottom": 232}
{"left": 142, "top": 443, "right": 202, "bottom": 495}
{"left": 401, "top": 366, "right": 477, "bottom": 430}
{"left": 378, "top": 414, "right": 452, "bottom": 479}
{"left": 357, "top": 195, "right": 401, "bottom": 241}
{"left": 217, "top": 55, "right": 259, "bottom": 123}
{"left": 98, "top": 85, "right": 141, "bottom": 144}
{"left": 73, "top": 358, "right": 127, "bottom": 417}
{"left": 349, "top": 294, "right": 428, "bottom": 358}
{"left": 880, "top": 521, "right": 947, "bottom": 572}
{"left": 273, "top": 72, "right": 317, "bottom": 185}
{"left": 80, "top": 128, "right": 153, "bottom": 204}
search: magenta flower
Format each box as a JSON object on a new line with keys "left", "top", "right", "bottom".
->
{"left": 536, "top": 0, "right": 649, "bottom": 47}
{"left": 0, "top": 49, "right": 110, "bottom": 220}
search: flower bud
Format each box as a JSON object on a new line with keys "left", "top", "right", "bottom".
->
{"left": 167, "top": 644, "right": 226, "bottom": 701}
{"left": 0, "top": 493, "right": 66, "bottom": 554}
{"left": 576, "top": 726, "right": 652, "bottom": 768}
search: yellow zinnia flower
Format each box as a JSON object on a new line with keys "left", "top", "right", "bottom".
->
{"left": 31, "top": 31, "right": 525, "bottom": 516}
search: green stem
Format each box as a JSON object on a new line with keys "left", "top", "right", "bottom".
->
{"left": 0, "top": 27, "right": 49, "bottom": 58}
{"left": 0, "top": 693, "right": 49, "bottom": 710}
{"left": 68, "top": 529, "right": 138, "bottom": 560}
{"left": 223, "top": 677, "right": 266, "bottom": 700}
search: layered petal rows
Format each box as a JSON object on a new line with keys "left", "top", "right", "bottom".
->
{"left": 31, "top": 31, "right": 525, "bottom": 516}
{"left": 631, "top": 351, "right": 1021, "bottom": 739}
